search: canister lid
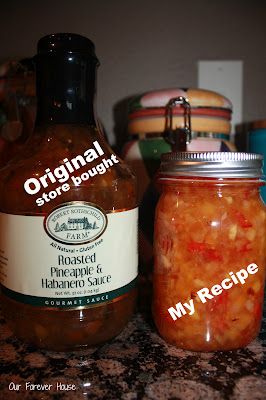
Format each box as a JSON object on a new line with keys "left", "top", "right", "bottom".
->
{"left": 250, "top": 120, "right": 266, "bottom": 130}
{"left": 128, "top": 88, "right": 232, "bottom": 136}
{"left": 159, "top": 151, "right": 263, "bottom": 178}
{"left": 130, "top": 88, "right": 232, "bottom": 112}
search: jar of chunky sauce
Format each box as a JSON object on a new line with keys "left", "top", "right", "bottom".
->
{"left": 0, "top": 34, "right": 138, "bottom": 351}
{"left": 153, "top": 152, "right": 266, "bottom": 351}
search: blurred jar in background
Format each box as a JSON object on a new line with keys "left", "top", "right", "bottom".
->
{"left": 0, "top": 59, "right": 36, "bottom": 167}
{"left": 249, "top": 120, "right": 266, "bottom": 203}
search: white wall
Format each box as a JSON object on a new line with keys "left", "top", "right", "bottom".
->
{"left": 1, "top": 0, "right": 265, "bottom": 146}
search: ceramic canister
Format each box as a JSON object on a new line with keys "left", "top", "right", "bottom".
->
{"left": 124, "top": 88, "right": 236, "bottom": 202}
{"left": 249, "top": 120, "right": 266, "bottom": 203}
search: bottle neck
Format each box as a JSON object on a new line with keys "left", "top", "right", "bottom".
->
{"left": 35, "top": 53, "right": 98, "bottom": 126}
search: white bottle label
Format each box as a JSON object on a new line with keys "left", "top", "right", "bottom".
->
{"left": 0, "top": 203, "right": 138, "bottom": 309}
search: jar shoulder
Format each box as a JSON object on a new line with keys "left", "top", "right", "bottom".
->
{"left": 0, "top": 125, "right": 137, "bottom": 213}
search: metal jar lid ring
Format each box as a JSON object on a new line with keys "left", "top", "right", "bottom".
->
{"left": 159, "top": 151, "right": 264, "bottom": 178}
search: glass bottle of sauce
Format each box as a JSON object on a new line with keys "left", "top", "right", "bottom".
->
{"left": 153, "top": 152, "right": 266, "bottom": 351}
{"left": 0, "top": 33, "right": 138, "bottom": 351}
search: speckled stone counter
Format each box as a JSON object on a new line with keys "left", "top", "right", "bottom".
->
{"left": 0, "top": 306, "right": 265, "bottom": 400}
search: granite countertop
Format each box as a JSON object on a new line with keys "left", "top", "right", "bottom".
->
{"left": 0, "top": 304, "right": 265, "bottom": 400}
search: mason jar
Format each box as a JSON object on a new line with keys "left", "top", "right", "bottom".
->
{"left": 153, "top": 152, "right": 266, "bottom": 351}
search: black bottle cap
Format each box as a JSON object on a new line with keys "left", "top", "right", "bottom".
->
{"left": 35, "top": 33, "right": 98, "bottom": 125}
{"left": 37, "top": 33, "right": 98, "bottom": 61}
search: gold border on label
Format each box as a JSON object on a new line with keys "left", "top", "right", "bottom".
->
{"left": 105, "top": 206, "right": 138, "bottom": 214}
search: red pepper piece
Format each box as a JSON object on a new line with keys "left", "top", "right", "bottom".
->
{"left": 212, "top": 290, "right": 228, "bottom": 310}
{"left": 238, "top": 242, "right": 250, "bottom": 253}
{"left": 235, "top": 211, "right": 253, "bottom": 228}
{"left": 188, "top": 241, "right": 206, "bottom": 252}
{"left": 188, "top": 241, "right": 222, "bottom": 261}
